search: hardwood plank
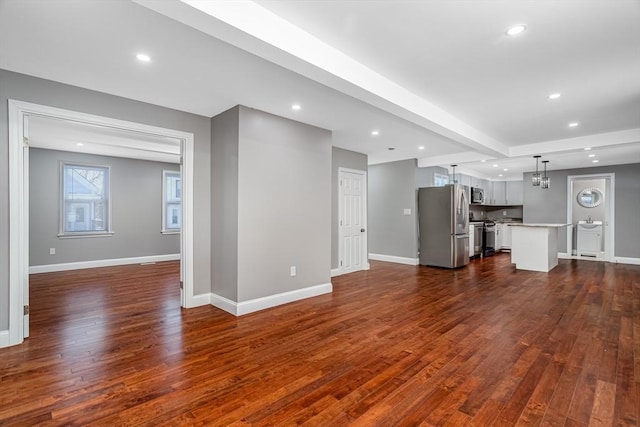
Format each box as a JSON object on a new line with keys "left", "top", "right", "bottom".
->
{"left": 0, "top": 255, "right": 637, "bottom": 425}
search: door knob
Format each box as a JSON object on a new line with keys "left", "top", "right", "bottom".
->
{"left": 361, "top": 228, "right": 365, "bottom": 232}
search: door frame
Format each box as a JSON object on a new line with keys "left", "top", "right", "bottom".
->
{"left": 337, "top": 167, "right": 369, "bottom": 275}
{"left": 566, "top": 172, "right": 615, "bottom": 262}
{"left": 6, "top": 99, "right": 196, "bottom": 348}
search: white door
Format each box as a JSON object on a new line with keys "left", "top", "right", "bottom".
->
{"left": 339, "top": 169, "right": 367, "bottom": 274}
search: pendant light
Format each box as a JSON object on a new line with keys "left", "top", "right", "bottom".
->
{"left": 532, "top": 155, "right": 541, "bottom": 186}
{"left": 541, "top": 160, "right": 550, "bottom": 189}
{"left": 450, "top": 164, "right": 457, "bottom": 184}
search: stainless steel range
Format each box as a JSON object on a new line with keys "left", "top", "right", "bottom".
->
{"left": 482, "top": 220, "right": 496, "bottom": 257}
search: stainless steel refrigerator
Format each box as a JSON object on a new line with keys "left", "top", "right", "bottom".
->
{"left": 418, "top": 185, "right": 470, "bottom": 268}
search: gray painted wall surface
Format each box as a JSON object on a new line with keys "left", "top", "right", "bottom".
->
{"left": 211, "top": 107, "right": 240, "bottom": 301}
{"left": 369, "top": 159, "right": 418, "bottom": 259}
{"left": 0, "top": 70, "right": 212, "bottom": 330}
{"left": 237, "top": 106, "right": 331, "bottom": 301}
{"left": 523, "top": 163, "right": 640, "bottom": 257}
{"left": 29, "top": 149, "right": 179, "bottom": 265}
{"left": 331, "top": 147, "right": 368, "bottom": 269}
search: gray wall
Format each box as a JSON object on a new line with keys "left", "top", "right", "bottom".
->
{"left": 369, "top": 159, "right": 418, "bottom": 259}
{"left": 523, "top": 163, "right": 640, "bottom": 257}
{"left": 211, "top": 106, "right": 332, "bottom": 303}
{"left": 29, "top": 148, "right": 180, "bottom": 266}
{"left": 211, "top": 107, "right": 240, "bottom": 301}
{"left": 237, "top": 106, "right": 331, "bottom": 301}
{"left": 331, "top": 147, "right": 368, "bottom": 269}
{"left": 0, "top": 70, "right": 212, "bottom": 330}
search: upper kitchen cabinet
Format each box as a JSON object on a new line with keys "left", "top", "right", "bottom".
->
{"left": 506, "top": 181, "right": 523, "bottom": 205}
{"left": 492, "top": 181, "right": 506, "bottom": 205}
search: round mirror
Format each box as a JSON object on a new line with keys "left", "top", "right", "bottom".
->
{"left": 576, "top": 188, "right": 603, "bottom": 208}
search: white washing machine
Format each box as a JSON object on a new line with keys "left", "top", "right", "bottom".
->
{"left": 576, "top": 221, "right": 603, "bottom": 257}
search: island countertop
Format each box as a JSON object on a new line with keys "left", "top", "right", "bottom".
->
{"left": 510, "top": 223, "right": 570, "bottom": 228}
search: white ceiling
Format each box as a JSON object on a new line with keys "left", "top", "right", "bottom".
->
{"left": 1, "top": 0, "right": 638, "bottom": 180}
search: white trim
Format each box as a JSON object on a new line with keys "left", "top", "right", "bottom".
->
{"left": 210, "top": 282, "right": 333, "bottom": 316}
{"left": 0, "top": 330, "right": 9, "bottom": 348}
{"left": 29, "top": 254, "right": 180, "bottom": 274}
{"left": 190, "top": 292, "right": 212, "bottom": 307}
{"left": 209, "top": 293, "right": 239, "bottom": 315}
{"left": 558, "top": 252, "right": 572, "bottom": 259}
{"left": 330, "top": 268, "right": 341, "bottom": 277}
{"left": 566, "top": 173, "right": 615, "bottom": 263}
{"left": 368, "top": 253, "right": 419, "bottom": 266}
{"left": 337, "top": 167, "right": 368, "bottom": 276}
{"left": 613, "top": 257, "right": 640, "bottom": 265}
{"left": 6, "top": 99, "right": 196, "bottom": 348}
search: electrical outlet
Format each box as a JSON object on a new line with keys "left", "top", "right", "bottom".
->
{"left": 503, "top": 210, "right": 507, "bottom": 216}
{"left": 403, "top": 208, "right": 411, "bottom": 215}
{"left": 49, "top": 248, "right": 56, "bottom": 255}
{"left": 290, "top": 266, "right": 296, "bottom": 277}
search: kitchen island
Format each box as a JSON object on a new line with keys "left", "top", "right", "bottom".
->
{"left": 510, "top": 224, "right": 570, "bottom": 272}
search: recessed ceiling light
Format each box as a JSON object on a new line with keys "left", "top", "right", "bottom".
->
{"left": 371, "top": 130, "right": 380, "bottom": 136}
{"left": 592, "top": 160, "right": 599, "bottom": 163}
{"left": 568, "top": 122, "right": 579, "bottom": 128}
{"left": 498, "top": 174, "right": 504, "bottom": 177}
{"left": 480, "top": 160, "right": 486, "bottom": 163}
{"left": 492, "top": 164, "right": 498, "bottom": 167}
{"left": 548, "top": 93, "right": 561, "bottom": 100}
{"left": 505, "top": 24, "right": 527, "bottom": 36}
{"left": 418, "top": 146, "right": 425, "bottom": 150}
{"left": 503, "top": 168, "right": 509, "bottom": 171}
{"left": 136, "top": 53, "right": 151, "bottom": 62}
{"left": 291, "top": 104, "right": 301, "bottom": 111}
{"left": 76, "top": 143, "right": 84, "bottom": 146}
{"left": 584, "top": 147, "right": 591, "bottom": 151}
{"left": 588, "top": 154, "right": 595, "bottom": 158}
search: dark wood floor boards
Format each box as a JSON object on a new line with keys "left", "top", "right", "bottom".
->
{"left": 0, "top": 255, "right": 638, "bottom": 425}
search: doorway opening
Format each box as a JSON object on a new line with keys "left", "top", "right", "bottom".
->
{"left": 566, "top": 173, "right": 615, "bottom": 262}
{"left": 6, "top": 100, "right": 195, "bottom": 348}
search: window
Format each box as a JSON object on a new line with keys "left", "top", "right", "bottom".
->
{"left": 162, "top": 170, "right": 181, "bottom": 233}
{"left": 61, "top": 163, "right": 111, "bottom": 236}
{"left": 434, "top": 173, "right": 450, "bottom": 187}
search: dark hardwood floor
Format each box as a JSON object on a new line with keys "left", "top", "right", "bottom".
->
{"left": 1, "top": 254, "right": 638, "bottom": 426}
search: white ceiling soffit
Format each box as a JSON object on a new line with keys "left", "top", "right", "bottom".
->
{"left": 28, "top": 116, "right": 181, "bottom": 164}
{"left": 134, "top": 0, "right": 509, "bottom": 158}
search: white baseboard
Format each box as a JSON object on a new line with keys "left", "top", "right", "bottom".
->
{"left": 368, "top": 253, "right": 419, "bottom": 266}
{"left": 0, "top": 330, "right": 9, "bottom": 348}
{"left": 29, "top": 254, "right": 180, "bottom": 274}
{"left": 614, "top": 257, "right": 640, "bottom": 265}
{"left": 189, "top": 292, "right": 211, "bottom": 307}
{"left": 558, "top": 252, "right": 571, "bottom": 259}
{"left": 210, "top": 282, "right": 333, "bottom": 316}
{"left": 330, "top": 268, "right": 341, "bottom": 277}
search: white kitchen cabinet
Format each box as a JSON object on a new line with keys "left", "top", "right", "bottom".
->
{"left": 496, "top": 223, "right": 503, "bottom": 250}
{"left": 502, "top": 224, "right": 512, "bottom": 249}
{"left": 506, "top": 181, "right": 523, "bottom": 205}
{"left": 469, "top": 224, "right": 475, "bottom": 257}
{"left": 492, "top": 181, "right": 506, "bottom": 205}
{"left": 482, "top": 179, "right": 493, "bottom": 205}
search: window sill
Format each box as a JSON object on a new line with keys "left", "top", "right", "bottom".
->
{"left": 58, "top": 232, "right": 115, "bottom": 239}
{"left": 161, "top": 230, "right": 181, "bottom": 235}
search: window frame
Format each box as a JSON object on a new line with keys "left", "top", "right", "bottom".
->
{"left": 58, "top": 161, "right": 113, "bottom": 238}
{"left": 162, "top": 169, "right": 181, "bottom": 234}
{"left": 433, "top": 173, "right": 450, "bottom": 187}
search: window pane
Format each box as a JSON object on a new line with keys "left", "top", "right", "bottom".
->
{"left": 163, "top": 171, "right": 181, "bottom": 231}
{"left": 63, "top": 164, "right": 109, "bottom": 233}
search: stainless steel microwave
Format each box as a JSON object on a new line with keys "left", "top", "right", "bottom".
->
{"left": 471, "top": 187, "right": 484, "bottom": 204}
